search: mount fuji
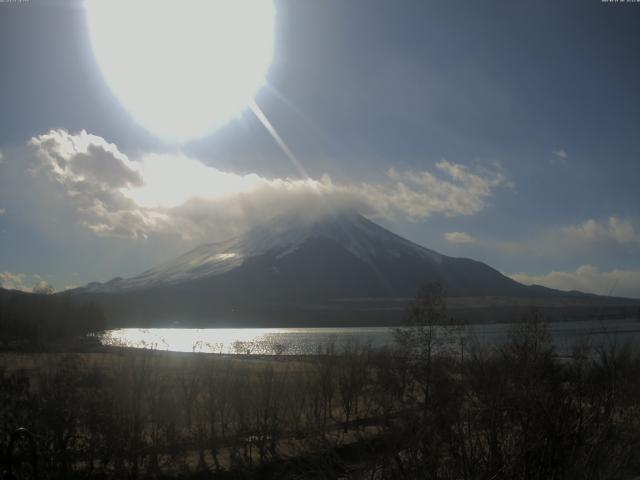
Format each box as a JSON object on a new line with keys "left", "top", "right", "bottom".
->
{"left": 69, "top": 211, "right": 632, "bottom": 326}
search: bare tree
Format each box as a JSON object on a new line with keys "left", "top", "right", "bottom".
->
{"left": 395, "top": 282, "right": 452, "bottom": 418}
{"left": 338, "top": 340, "right": 369, "bottom": 432}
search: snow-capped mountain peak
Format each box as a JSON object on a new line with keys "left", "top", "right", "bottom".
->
{"left": 82, "top": 211, "right": 442, "bottom": 293}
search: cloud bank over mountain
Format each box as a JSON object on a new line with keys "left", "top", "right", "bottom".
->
{"left": 19, "top": 129, "right": 511, "bottom": 241}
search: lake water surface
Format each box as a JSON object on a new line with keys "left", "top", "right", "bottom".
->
{"left": 102, "top": 318, "right": 640, "bottom": 355}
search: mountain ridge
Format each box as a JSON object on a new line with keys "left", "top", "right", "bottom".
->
{"left": 65, "top": 210, "right": 640, "bottom": 326}
{"left": 76, "top": 211, "right": 511, "bottom": 296}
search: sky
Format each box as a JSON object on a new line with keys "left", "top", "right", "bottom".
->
{"left": 1, "top": 0, "right": 640, "bottom": 297}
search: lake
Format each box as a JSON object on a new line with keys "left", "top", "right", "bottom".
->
{"left": 102, "top": 318, "right": 640, "bottom": 355}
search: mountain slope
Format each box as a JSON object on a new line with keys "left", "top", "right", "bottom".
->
{"left": 81, "top": 211, "right": 529, "bottom": 298}
{"left": 69, "top": 211, "right": 638, "bottom": 326}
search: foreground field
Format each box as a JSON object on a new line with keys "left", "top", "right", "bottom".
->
{"left": 2, "top": 311, "right": 640, "bottom": 479}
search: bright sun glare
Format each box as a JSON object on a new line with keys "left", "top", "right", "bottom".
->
{"left": 85, "top": 0, "right": 275, "bottom": 141}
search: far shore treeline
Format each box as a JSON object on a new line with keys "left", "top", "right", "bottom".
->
{"left": 0, "top": 288, "right": 106, "bottom": 345}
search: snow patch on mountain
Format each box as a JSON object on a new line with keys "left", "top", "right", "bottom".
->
{"left": 81, "top": 211, "right": 443, "bottom": 293}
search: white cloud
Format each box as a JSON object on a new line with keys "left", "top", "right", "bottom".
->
{"left": 382, "top": 161, "right": 509, "bottom": 219}
{"left": 0, "top": 150, "right": 3, "bottom": 163}
{"left": 0, "top": 208, "right": 5, "bottom": 215}
{"left": 29, "top": 129, "right": 153, "bottom": 239}
{"left": 551, "top": 148, "right": 569, "bottom": 166}
{"left": 32, "top": 280, "right": 54, "bottom": 295}
{"left": 445, "top": 231, "right": 476, "bottom": 244}
{"left": 492, "top": 216, "right": 640, "bottom": 258}
{"left": 0, "top": 272, "right": 53, "bottom": 293}
{"left": 26, "top": 129, "right": 511, "bottom": 241}
{"left": 562, "top": 217, "right": 640, "bottom": 245}
{"left": 0, "top": 271, "right": 28, "bottom": 291}
{"left": 30, "top": 129, "right": 142, "bottom": 189}
{"left": 553, "top": 148, "right": 568, "bottom": 159}
{"left": 509, "top": 265, "right": 640, "bottom": 299}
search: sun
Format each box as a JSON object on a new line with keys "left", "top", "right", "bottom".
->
{"left": 85, "top": 0, "right": 274, "bottom": 142}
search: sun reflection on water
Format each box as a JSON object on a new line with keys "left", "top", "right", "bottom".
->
{"left": 101, "top": 319, "right": 640, "bottom": 356}
{"left": 103, "top": 327, "right": 346, "bottom": 355}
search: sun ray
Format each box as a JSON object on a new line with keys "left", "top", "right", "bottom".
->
{"left": 249, "top": 100, "right": 310, "bottom": 179}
